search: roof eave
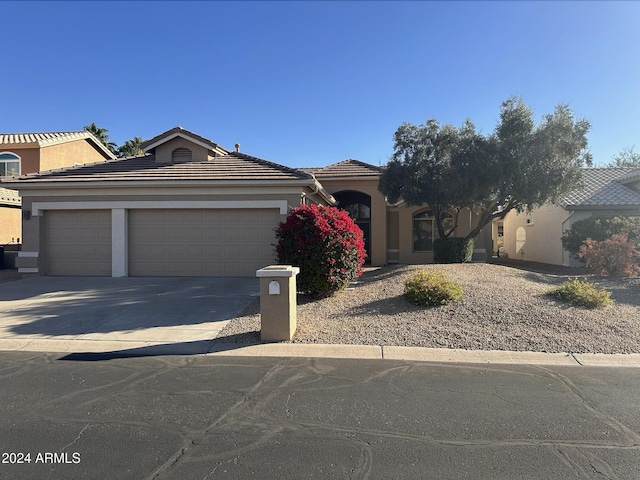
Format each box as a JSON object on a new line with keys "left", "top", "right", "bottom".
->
{"left": 565, "top": 204, "right": 640, "bottom": 211}
{"left": 313, "top": 174, "right": 380, "bottom": 181}
{"left": 0, "top": 177, "right": 326, "bottom": 190}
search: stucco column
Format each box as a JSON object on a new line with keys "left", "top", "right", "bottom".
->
{"left": 256, "top": 265, "right": 299, "bottom": 342}
{"left": 111, "top": 208, "right": 128, "bottom": 277}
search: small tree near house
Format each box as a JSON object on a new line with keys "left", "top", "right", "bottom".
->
{"left": 275, "top": 204, "right": 366, "bottom": 298}
{"left": 378, "top": 96, "right": 592, "bottom": 261}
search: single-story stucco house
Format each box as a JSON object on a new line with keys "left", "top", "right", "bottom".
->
{"left": 496, "top": 167, "right": 640, "bottom": 266}
{"left": 0, "top": 131, "right": 116, "bottom": 246}
{"left": 1, "top": 127, "right": 492, "bottom": 277}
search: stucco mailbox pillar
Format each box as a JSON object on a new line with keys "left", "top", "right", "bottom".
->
{"left": 256, "top": 265, "right": 300, "bottom": 342}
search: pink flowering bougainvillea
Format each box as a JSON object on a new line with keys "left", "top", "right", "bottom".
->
{"left": 275, "top": 204, "right": 366, "bottom": 297}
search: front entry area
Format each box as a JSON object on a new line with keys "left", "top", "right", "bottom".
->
{"left": 333, "top": 190, "right": 372, "bottom": 264}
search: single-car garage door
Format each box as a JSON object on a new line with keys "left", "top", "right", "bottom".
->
{"left": 45, "top": 210, "right": 112, "bottom": 276}
{"left": 128, "top": 209, "right": 279, "bottom": 276}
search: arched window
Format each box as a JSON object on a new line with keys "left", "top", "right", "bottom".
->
{"left": 0, "top": 152, "right": 20, "bottom": 177}
{"left": 413, "top": 210, "right": 433, "bottom": 252}
{"left": 172, "top": 147, "right": 192, "bottom": 162}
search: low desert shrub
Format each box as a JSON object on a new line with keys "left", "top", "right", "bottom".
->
{"left": 433, "top": 237, "right": 474, "bottom": 263}
{"left": 545, "top": 278, "right": 612, "bottom": 309}
{"left": 578, "top": 233, "right": 640, "bottom": 277}
{"left": 275, "top": 204, "right": 366, "bottom": 298}
{"left": 404, "top": 270, "right": 463, "bottom": 307}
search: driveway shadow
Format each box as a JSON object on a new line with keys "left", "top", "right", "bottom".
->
{"left": 60, "top": 333, "right": 262, "bottom": 361}
{"left": 1, "top": 277, "right": 259, "bottom": 337}
{"left": 59, "top": 340, "right": 214, "bottom": 361}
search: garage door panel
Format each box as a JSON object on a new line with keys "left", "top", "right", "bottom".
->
{"left": 204, "top": 228, "right": 224, "bottom": 242}
{"left": 129, "top": 208, "right": 277, "bottom": 277}
{"left": 45, "top": 210, "right": 112, "bottom": 276}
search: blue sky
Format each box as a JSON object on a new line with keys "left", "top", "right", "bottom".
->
{"left": 3, "top": 1, "right": 639, "bottom": 167}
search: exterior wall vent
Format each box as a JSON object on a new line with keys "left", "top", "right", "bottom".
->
{"left": 172, "top": 148, "right": 192, "bottom": 162}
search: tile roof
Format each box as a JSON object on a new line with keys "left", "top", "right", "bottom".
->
{"left": 308, "top": 159, "right": 382, "bottom": 178}
{"left": 140, "top": 126, "right": 229, "bottom": 155}
{"left": 0, "top": 131, "right": 116, "bottom": 159}
{"left": 1, "top": 131, "right": 87, "bottom": 146}
{"left": 2, "top": 151, "right": 313, "bottom": 184}
{"left": 564, "top": 168, "right": 640, "bottom": 208}
{"left": 0, "top": 187, "right": 20, "bottom": 206}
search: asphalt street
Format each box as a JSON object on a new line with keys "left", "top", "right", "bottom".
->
{"left": 1, "top": 351, "right": 639, "bottom": 479}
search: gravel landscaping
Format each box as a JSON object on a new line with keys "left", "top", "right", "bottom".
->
{"left": 215, "top": 262, "right": 640, "bottom": 354}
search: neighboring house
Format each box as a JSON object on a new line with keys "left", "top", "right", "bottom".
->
{"left": 1, "top": 126, "right": 492, "bottom": 277}
{"left": 0, "top": 131, "right": 116, "bottom": 245}
{"left": 498, "top": 168, "right": 640, "bottom": 266}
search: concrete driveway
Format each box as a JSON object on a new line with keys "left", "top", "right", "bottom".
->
{"left": 0, "top": 276, "right": 259, "bottom": 355}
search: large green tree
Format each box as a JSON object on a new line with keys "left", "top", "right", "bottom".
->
{"left": 84, "top": 122, "right": 118, "bottom": 155}
{"left": 379, "top": 96, "right": 592, "bottom": 242}
{"left": 117, "top": 136, "right": 145, "bottom": 157}
{"left": 606, "top": 146, "right": 640, "bottom": 168}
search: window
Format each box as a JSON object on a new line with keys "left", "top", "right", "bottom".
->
{"left": 0, "top": 152, "right": 20, "bottom": 177}
{"left": 344, "top": 203, "right": 371, "bottom": 221}
{"left": 413, "top": 210, "right": 433, "bottom": 252}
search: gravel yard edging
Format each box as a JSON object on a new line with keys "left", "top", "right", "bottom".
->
{"left": 215, "top": 263, "right": 640, "bottom": 354}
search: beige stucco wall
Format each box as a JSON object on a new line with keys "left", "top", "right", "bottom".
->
{"left": 386, "top": 209, "right": 400, "bottom": 263}
{"left": 0, "top": 206, "right": 21, "bottom": 244}
{"left": 40, "top": 141, "right": 110, "bottom": 171}
{"left": 316, "top": 178, "right": 388, "bottom": 266}
{"left": 154, "top": 137, "right": 210, "bottom": 163}
{"left": 502, "top": 204, "right": 572, "bottom": 265}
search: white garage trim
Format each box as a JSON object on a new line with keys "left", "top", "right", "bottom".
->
{"left": 31, "top": 200, "right": 289, "bottom": 216}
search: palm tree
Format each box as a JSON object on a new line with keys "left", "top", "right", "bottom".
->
{"left": 84, "top": 123, "right": 118, "bottom": 155}
{"left": 117, "top": 137, "right": 145, "bottom": 157}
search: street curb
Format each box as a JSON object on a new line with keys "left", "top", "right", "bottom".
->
{"left": 207, "top": 343, "right": 640, "bottom": 367}
{"left": 2, "top": 338, "right": 640, "bottom": 367}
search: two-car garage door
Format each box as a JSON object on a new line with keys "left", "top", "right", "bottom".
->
{"left": 45, "top": 208, "right": 279, "bottom": 276}
{"left": 128, "top": 209, "right": 278, "bottom": 276}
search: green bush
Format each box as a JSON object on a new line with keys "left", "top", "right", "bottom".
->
{"left": 404, "top": 270, "right": 463, "bottom": 307}
{"left": 545, "top": 278, "right": 613, "bottom": 309}
{"left": 433, "top": 237, "right": 474, "bottom": 263}
{"left": 561, "top": 216, "right": 640, "bottom": 260}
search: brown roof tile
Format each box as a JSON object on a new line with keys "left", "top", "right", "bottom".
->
{"left": 2, "top": 151, "right": 312, "bottom": 184}
{"left": 311, "top": 159, "right": 381, "bottom": 178}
